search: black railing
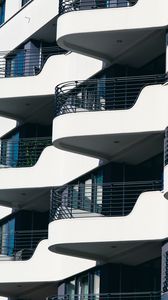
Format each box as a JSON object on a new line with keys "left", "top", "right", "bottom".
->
{"left": 0, "top": 136, "right": 52, "bottom": 168}
{"left": 48, "top": 292, "right": 161, "bottom": 300}
{"left": 55, "top": 74, "right": 166, "bottom": 116}
{"left": 0, "top": 46, "right": 67, "bottom": 78}
{"left": 164, "top": 128, "right": 168, "bottom": 166}
{"left": 50, "top": 180, "right": 162, "bottom": 221}
{"left": 59, "top": 0, "right": 138, "bottom": 15}
{"left": 0, "top": 229, "right": 48, "bottom": 260}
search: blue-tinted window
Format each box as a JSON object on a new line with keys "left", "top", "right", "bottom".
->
{"left": 0, "top": 0, "right": 5, "bottom": 25}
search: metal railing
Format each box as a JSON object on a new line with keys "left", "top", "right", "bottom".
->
{"left": 0, "top": 136, "right": 52, "bottom": 168}
{"left": 164, "top": 128, "right": 168, "bottom": 166}
{"left": 0, "top": 229, "right": 48, "bottom": 260}
{"left": 0, "top": 46, "right": 67, "bottom": 78}
{"left": 59, "top": 0, "right": 138, "bottom": 15}
{"left": 55, "top": 74, "right": 166, "bottom": 116}
{"left": 48, "top": 292, "right": 161, "bottom": 300}
{"left": 50, "top": 180, "right": 162, "bottom": 221}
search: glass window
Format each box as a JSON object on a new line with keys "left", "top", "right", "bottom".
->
{"left": 78, "top": 275, "right": 89, "bottom": 300}
{"left": 66, "top": 280, "right": 76, "bottom": 300}
{"left": 0, "top": 218, "right": 15, "bottom": 256}
{"left": 22, "top": 0, "right": 30, "bottom": 6}
{"left": 0, "top": 0, "right": 5, "bottom": 25}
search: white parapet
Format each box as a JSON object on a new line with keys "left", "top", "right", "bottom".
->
{"left": 48, "top": 191, "right": 168, "bottom": 259}
{"left": 52, "top": 83, "right": 168, "bottom": 158}
{"left": 0, "top": 146, "right": 99, "bottom": 189}
{"left": 0, "top": 239, "right": 96, "bottom": 283}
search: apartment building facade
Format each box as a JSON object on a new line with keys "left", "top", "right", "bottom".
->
{"left": 0, "top": 0, "right": 167, "bottom": 300}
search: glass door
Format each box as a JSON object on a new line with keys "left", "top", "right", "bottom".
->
{"left": 66, "top": 280, "right": 76, "bottom": 300}
{"left": 78, "top": 274, "right": 89, "bottom": 300}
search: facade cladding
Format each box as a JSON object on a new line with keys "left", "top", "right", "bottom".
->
{"left": 0, "top": 0, "right": 168, "bottom": 299}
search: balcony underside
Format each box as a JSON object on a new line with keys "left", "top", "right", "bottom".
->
{"left": 0, "top": 187, "right": 50, "bottom": 211}
{"left": 53, "top": 130, "right": 163, "bottom": 162}
{"left": 0, "top": 281, "right": 57, "bottom": 300}
{"left": 48, "top": 191, "right": 168, "bottom": 259}
{"left": 0, "top": 94, "right": 54, "bottom": 125}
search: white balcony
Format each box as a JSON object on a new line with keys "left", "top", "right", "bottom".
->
{"left": 0, "top": 239, "right": 95, "bottom": 299}
{"left": 48, "top": 191, "right": 168, "bottom": 260}
{"left": 53, "top": 81, "right": 168, "bottom": 160}
{"left": 0, "top": 53, "right": 101, "bottom": 123}
{"left": 57, "top": 0, "right": 167, "bottom": 63}
{"left": 0, "top": 145, "right": 99, "bottom": 209}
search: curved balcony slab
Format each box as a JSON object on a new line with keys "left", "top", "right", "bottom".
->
{"left": 48, "top": 191, "right": 168, "bottom": 260}
{"left": 0, "top": 53, "right": 101, "bottom": 123}
{"left": 0, "top": 0, "right": 58, "bottom": 53}
{"left": 0, "top": 239, "right": 95, "bottom": 299}
{"left": 0, "top": 145, "right": 99, "bottom": 209}
{"left": 53, "top": 83, "right": 168, "bottom": 160}
{"left": 57, "top": 0, "right": 167, "bottom": 62}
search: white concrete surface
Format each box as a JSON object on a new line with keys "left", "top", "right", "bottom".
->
{"left": 0, "top": 146, "right": 99, "bottom": 189}
{"left": 48, "top": 191, "right": 168, "bottom": 250}
{"left": 0, "top": 53, "right": 102, "bottom": 100}
{"left": 52, "top": 83, "right": 168, "bottom": 146}
{"left": 0, "top": 0, "right": 58, "bottom": 53}
{"left": 0, "top": 239, "right": 95, "bottom": 283}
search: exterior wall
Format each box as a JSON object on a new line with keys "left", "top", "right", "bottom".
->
{"left": 4, "top": 0, "right": 21, "bottom": 21}
{"left": 0, "top": 0, "right": 58, "bottom": 53}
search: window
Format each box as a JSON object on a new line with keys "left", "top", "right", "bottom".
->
{"left": 22, "top": 0, "right": 30, "bottom": 6}
{"left": 0, "top": 0, "right": 5, "bottom": 25}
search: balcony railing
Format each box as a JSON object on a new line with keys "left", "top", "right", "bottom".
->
{"left": 50, "top": 180, "right": 162, "bottom": 221}
{"left": 0, "top": 229, "right": 48, "bottom": 260}
{"left": 0, "top": 136, "right": 52, "bottom": 168}
{"left": 164, "top": 128, "right": 168, "bottom": 166}
{"left": 55, "top": 74, "right": 166, "bottom": 116}
{"left": 48, "top": 292, "right": 161, "bottom": 300}
{"left": 0, "top": 46, "right": 67, "bottom": 78}
{"left": 59, "top": 0, "right": 138, "bottom": 15}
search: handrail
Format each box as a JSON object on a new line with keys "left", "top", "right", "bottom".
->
{"left": 0, "top": 46, "right": 67, "bottom": 78}
{"left": 164, "top": 128, "right": 168, "bottom": 166}
{"left": 0, "top": 229, "right": 48, "bottom": 260}
{"left": 55, "top": 74, "right": 166, "bottom": 117}
{"left": 48, "top": 292, "right": 161, "bottom": 300}
{"left": 59, "top": 0, "right": 138, "bottom": 15}
{"left": 0, "top": 136, "right": 52, "bottom": 168}
{"left": 50, "top": 180, "right": 162, "bottom": 221}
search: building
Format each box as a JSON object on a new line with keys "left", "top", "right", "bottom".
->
{"left": 0, "top": 0, "right": 167, "bottom": 299}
